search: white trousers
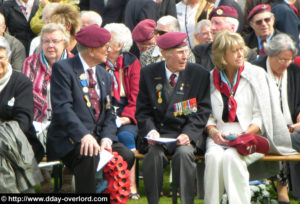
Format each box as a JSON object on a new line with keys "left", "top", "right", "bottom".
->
{"left": 204, "top": 138, "right": 264, "bottom": 204}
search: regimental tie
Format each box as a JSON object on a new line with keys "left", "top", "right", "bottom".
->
{"left": 87, "top": 69, "right": 101, "bottom": 121}
{"left": 259, "top": 40, "right": 266, "bottom": 55}
{"left": 169, "top": 73, "right": 177, "bottom": 87}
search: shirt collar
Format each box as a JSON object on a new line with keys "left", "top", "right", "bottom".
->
{"left": 165, "top": 62, "right": 178, "bottom": 81}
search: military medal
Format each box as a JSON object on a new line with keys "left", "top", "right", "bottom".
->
{"left": 84, "top": 95, "right": 91, "bottom": 107}
{"left": 173, "top": 104, "right": 178, "bottom": 117}
{"left": 180, "top": 83, "right": 184, "bottom": 91}
{"left": 157, "top": 92, "right": 162, "bottom": 104}
{"left": 156, "top": 83, "right": 162, "bottom": 91}
{"left": 79, "top": 73, "right": 86, "bottom": 81}
{"left": 83, "top": 87, "right": 89, "bottom": 93}
{"left": 190, "top": 98, "right": 197, "bottom": 112}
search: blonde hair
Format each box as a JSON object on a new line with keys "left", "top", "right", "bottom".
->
{"left": 212, "top": 30, "right": 247, "bottom": 70}
{"left": 50, "top": 3, "right": 81, "bottom": 36}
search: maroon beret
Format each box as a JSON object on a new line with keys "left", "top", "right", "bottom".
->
{"left": 157, "top": 32, "right": 187, "bottom": 49}
{"left": 75, "top": 24, "right": 111, "bottom": 47}
{"left": 209, "top": 5, "right": 238, "bottom": 20}
{"left": 247, "top": 4, "right": 271, "bottom": 21}
{"left": 228, "top": 133, "right": 270, "bottom": 155}
{"left": 132, "top": 19, "right": 156, "bottom": 42}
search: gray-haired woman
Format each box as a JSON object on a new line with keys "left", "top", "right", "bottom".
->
{"left": 254, "top": 33, "right": 300, "bottom": 203}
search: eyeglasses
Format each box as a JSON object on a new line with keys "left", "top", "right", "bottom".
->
{"left": 276, "top": 56, "right": 293, "bottom": 64}
{"left": 154, "top": 29, "right": 167, "bottom": 36}
{"left": 254, "top": 17, "right": 272, "bottom": 26}
{"left": 42, "top": 39, "right": 63, "bottom": 45}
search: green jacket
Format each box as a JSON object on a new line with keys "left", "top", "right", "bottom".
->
{"left": 0, "top": 121, "right": 43, "bottom": 193}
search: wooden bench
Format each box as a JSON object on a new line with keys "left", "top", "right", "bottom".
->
{"left": 135, "top": 152, "right": 300, "bottom": 161}
{"left": 38, "top": 157, "right": 63, "bottom": 193}
{"left": 134, "top": 152, "right": 300, "bottom": 204}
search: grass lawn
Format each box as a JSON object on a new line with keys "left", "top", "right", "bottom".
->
{"left": 128, "top": 161, "right": 299, "bottom": 204}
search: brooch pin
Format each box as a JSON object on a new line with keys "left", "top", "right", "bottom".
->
{"left": 79, "top": 73, "right": 86, "bottom": 81}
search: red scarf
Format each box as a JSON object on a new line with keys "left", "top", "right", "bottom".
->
{"left": 105, "top": 55, "right": 124, "bottom": 101}
{"left": 212, "top": 65, "right": 244, "bottom": 122}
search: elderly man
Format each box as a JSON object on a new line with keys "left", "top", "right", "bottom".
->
{"left": 192, "top": 5, "right": 256, "bottom": 71}
{"left": 131, "top": 19, "right": 157, "bottom": 58}
{"left": 244, "top": 4, "right": 279, "bottom": 55}
{"left": 46, "top": 25, "right": 134, "bottom": 193}
{"left": 135, "top": 32, "right": 211, "bottom": 204}
{"left": 0, "top": 12, "right": 26, "bottom": 72}
{"left": 194, "top": 19, "right": 213, "bottom": 46}
{"left": 140, "top": 15, "right": 195, "bottom": 67}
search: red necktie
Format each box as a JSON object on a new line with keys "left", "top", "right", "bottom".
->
{"left": 169, "top": 74, "right": 177, "bottom": 87}
{"left": 259, "top": 40, "right": 266, "bottom": 55}
{"left": 87, "top": 69, "right": 101, "bottom": 121}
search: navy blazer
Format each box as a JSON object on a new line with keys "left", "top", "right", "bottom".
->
{"left": 135, "top": 61, "right": 211, "bottom": 152}
{"left": 254, "top": 55, "right": 300, "bottom": 123}
{"left": 47, "top": 55, "right": 117, "bottom": 160}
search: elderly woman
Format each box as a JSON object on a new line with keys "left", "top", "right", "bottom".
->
{"left": 22, "top": 22, "right": 73, "bottom": 193}
{"left": 0, "top": 37, "right": 44, "bottom": 192}
{"left": 254, "top": 33, "right": 300, "bottom": 203}
{"left": 103, "top": 23, "right": 141, "bottom": 200}
{"left": 205, "top": 30, "right": 296, "bottom": 204}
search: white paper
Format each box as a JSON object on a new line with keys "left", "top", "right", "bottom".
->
{"left": 97, "top": 149, "right": 114, "bottom": 171}
{"left": 145, "top": 137, "right": 177, "bottom": 143}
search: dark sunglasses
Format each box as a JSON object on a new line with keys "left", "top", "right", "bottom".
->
{"left": 154, "top": 29, "right": 167, "bottom": 35}
{"left": 254, "top": 17, "right": 272, "bottom": 26}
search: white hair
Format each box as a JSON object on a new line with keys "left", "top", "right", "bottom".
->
{"left": 80, "top": 10, "right": 103, "bottom": 27}
{"left": 104, "top": 23, "right": 133, "bottom": 52}
{"left": 195, "top": 19, "right": 211, "bottom": 34}
{"left": 157, "top": 15, "right": 180, "bottom": 32}
{"left": 225, "top": 17, "right": 239, "bottom": 32}
{"left": 0, "top": 36, "right": 11, "bottom": 58}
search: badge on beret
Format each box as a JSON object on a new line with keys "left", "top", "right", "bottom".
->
{"left": 79, "top": 73, "right": 86, "bottom": 81}
{"left": 262, "top": 5, "right": 267, "bottom": 9}
{"left": 216, "top": 9, "right": 223, "bottom": 15}
{"left": 156, "top": 83, "right": 163, "bottom": 91}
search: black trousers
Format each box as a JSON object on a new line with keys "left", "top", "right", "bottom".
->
{"left": 62, "top": 142, "right": 134, "bottom": 193}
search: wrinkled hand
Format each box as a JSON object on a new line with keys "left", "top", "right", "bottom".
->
{"left": 147, "top": 130, "right": 160, "bottom": 145}
{"left": 100, "top": 139, "right": 112, "bottom": 152}
{"left": 176, "top": 133, "right": 190, "bottom": 146}
{"left": 289, "top": 123, "right": 300, "bottom": 133}
{"left": 80, "top": 134, "right": 100, "bottom": 157}
{"left": 211, "top": 131, "right": 229, "bottom": 146}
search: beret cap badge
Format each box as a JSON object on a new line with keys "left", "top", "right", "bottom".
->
{"left": 216, "top": 9, "right": 223, "bottom": 15}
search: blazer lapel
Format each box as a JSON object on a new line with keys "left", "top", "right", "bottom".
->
{"left": 72, "top": 55, "right": 95, "bottom": 120}
{"left": 95, "top": 65, "right": 107, "bottom": 120}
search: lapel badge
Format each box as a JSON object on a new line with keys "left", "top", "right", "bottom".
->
{"left": 7, "top": 97, "right": 15, "bottom": 107}
{"left": 156, "top": 83, "right": 163, "bottom": 91}
{"left": 180, "top": 83, "right": 184, "bottom": 91}
{"left": 154, "top": 77, "right": 162, "bottom": 80}
{"left": 79, "top": 73, "right": 86, "bottom": 81}
{"left": 83, "top": 87, "right": 89, "bottom": 93}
